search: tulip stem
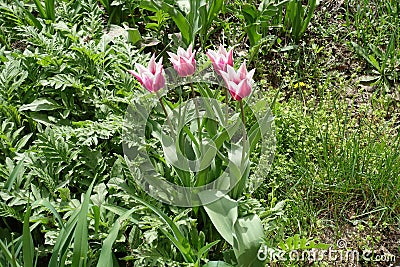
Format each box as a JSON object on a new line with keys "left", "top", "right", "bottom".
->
{"left": 225, "top": 88, "right": 229, "bottom": 122}
{"left": 191, "top": 82, "right": 202, "bottom": 151}
{"left": 239, "top": 100, "right": 247, "bottom": 149}
{"left": 239, "top": 100, "right": 246, "bottom": 129}
{"left": 156, "top": 92, "right": 175, "bottom": 136}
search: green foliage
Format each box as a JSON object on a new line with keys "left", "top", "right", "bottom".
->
{"left": 241, "top": 0, "right": 288, "bottom": 59}
{"left": 140, "top": 0, "right": 224, "bottom": 47}
{"left": 351, "top": 33, "right": 399, "bottom": 90}
{"left": 283, "top": 0, "right": 318, "bottom": 43}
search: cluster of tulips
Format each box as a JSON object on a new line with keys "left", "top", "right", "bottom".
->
{"left": 128, "top": 44, "right": 255, "bottom": 101}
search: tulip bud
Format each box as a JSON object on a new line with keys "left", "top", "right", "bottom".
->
{"left": 128, "top": 54, "right": 165, "bottom": 93}
{"left": 167, "top": 44, "right": 197, "bottom": 77}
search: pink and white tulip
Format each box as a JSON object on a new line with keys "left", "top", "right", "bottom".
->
{"left": 167, "top": 45, "right": 196, "bottom": 77}
{"left": 128, "top": 55, "right": 165, "bottom": 93}
{"left": 219, "top": 61, "right": 255, "bottom": 101}
{"left": 206, "top": 45, "right": 234, "bottom": 75}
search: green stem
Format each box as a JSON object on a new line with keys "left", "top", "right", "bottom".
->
{"left": 191, "top": 82, "right": 202, "bottom": 152}
{"left": 156, "top": 91, "right": 175, "bottom": 136}
{"left": 239, "top": 100, "right": 246, "bottom": 133}
{"left": 225, "top": 88, "right": 229, "bottom": 123}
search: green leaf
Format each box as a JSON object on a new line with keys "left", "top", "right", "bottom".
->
{"left": 97, "top": 208, "right": 138, "bottom": 267}
{"left": 196, "top": 240, "right": 220, "bottom": 265}
{"left": 200, "top": 191, "right": 238, "bottom": 246}
{"left": 368, "top": 55, "right": 381, "bottom": 71}
{"left": 127, "top": 28, "right": 141, "bottom": 45}
{"left": 48, "top": 208, "right": 80, "bottom": 267}
{"left": 33, "top": 0, "right": 46, "bottom": 19}
{"left": 23, "top": 206, "right": 34, "bottom": 267}
{"left": 5, "top": 159, "right": 24, "bottom": 191}
{"left": 13, "top": 0, "right": 43, "bottom": 30}
{"left": 71, "top": 180, "right": 95, "bottom": 267}
{"left": 120, "top": 184, "right": 195, "bottom": 262}
{"left": 32, "top": 199, "right": 65, "bottom": 229}
{"left": 351, "top": 41, "right": 382, "bottom": 72}
{"left": 14, "top": 133, "right": 33, "bottom": 152}
{"left": 0, "top": 239, "right": 20, "bottom": 267}
{"left": 233, "top": 214, "right": 264, "bottom": 267}
{"left": 141, "top": 0, "right": 190, "bottom": 44}
{"left": 45, "top": 0, "right": 55, "bottom": 20}
{"left": 19, "top": 98, "right": 61, "bottom": 112}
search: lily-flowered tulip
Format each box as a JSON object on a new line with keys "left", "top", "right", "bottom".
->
{"left": 206, "top": 45, "right": 233, "bottom": 75}
{"left": 128, "top": 54, "right": 165, "bottom": 93}
{"left": 219, "top": 61, "right": 255, "bottom": 101}
{"left": 167, "top": 45, "right": 196, "bottom": 77}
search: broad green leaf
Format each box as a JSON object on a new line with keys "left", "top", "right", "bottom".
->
{"left": 13, "top": 0, "right": 43, "bottom": 30}
{"left": 300, "top": 0, "right": 317, "bottom": 36}
{"left": 195, "top": 240, "right": 220, "bottom": 265}
{"left": 233, "top": 214, "right": 264, "bottom": 267}
{"left": 120, "top": 184, "right": 195, "bottom": 262}
{"left": 200, "top": 191, "right": 238, "bottom": 246}
{"left": 14, "top": 133, "right": 32, "bottom": 152}
{"left": 351, "top": 41, "right": 382, "bottom": 71}
{"left": 141, "top": 0, "right": 190, "bottom": 44}
{"left": 48, "top": 207, "right": 80, "bottom": 266}
{"left": 368, "top": 55, "right": 381, "bottom": 71}
{"left": 45, "top": 0, "right": 55, "bottom": 20}
{"left": 33, "top": 0, "right": 46, "bottom": 19}
{"left": 127, "top": 28, "right": 141, "bottom": 45}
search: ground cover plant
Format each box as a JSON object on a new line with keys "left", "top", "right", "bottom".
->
{"left": 0, "top": 0, "right": 399, "bottom": 266}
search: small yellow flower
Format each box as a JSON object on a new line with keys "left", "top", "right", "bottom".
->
{"left": 293, "top": 82, "right": 306, "bottom": 89}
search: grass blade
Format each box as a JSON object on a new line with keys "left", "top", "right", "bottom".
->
{"left": 32, "top": 199, "right": 65, "bottom": 229}
{"left": 71, "top": 180, "right": 95, "bottom": 267}
{"left": 120, "top": 183, "right": 195, "bottom": 262}
{"left": 45, "top": 0, "right": 55, "bottom": 20}
{"left": 32, "top": 0, "right": 46, "bottom": 18}
{"left": 0, "top": 239, "right": 20, "bottom": 267}
{"left": 23, "top": 206, "right": 34, "bottom": 267}
{"left": 96, "top": 207, "right": 137, "bottom": 267}
{"left": 5, "top": 160, "right": 24, "bottom": 191}
{"left": 48, "top": 209, "right": 80, "bottom": 267}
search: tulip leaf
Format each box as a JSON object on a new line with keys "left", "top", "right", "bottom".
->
{"left": 233, "top": 214, "right": 264, "bottom": 267}
{"left": 200, "top": 191, "right": 238, "bottom": 246}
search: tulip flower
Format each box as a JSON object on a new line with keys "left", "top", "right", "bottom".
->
{"left": 206, "top": 45, "right": 234, "bottom": 75}
{"left": 219, "top": 61, "right": 255, "bottom": 101}
{"left": 167, "top": 44, "right": 196, "bottom": 77}
{"left": 128, "top": 54, "right": 165, "bottom": 93}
